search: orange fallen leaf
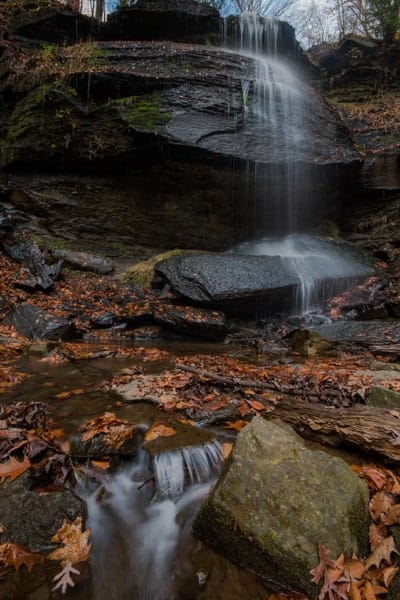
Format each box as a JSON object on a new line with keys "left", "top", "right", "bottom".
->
{"left": 246, "top": 399, "right": 265, "bottom": 411}
{"left": 48, "top": 517, "right": 91, "bottom": 565}
{"left": 0, "top": 455, "right": 31, "bottom": 484}
{"left": 144, "top": 423, "right": 176, "bottom": 443}
{"left": 224, "top": 420, "right": 247, "bottom": 431}
{"left": 90, "top": 460, "right": 110, "bottom": 470}
{"left": 0, "top": 543, "right": 44, "bottom": 572}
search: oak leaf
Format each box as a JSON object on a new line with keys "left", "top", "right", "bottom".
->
{"left": 0, "top": 455, "right": 30, "bottom": 483}
{"left": 48, "top": 517, "right": 91, "bottom": 565}
{"left": 369, "top": 491, "right": 395, "bottom": 523}
{"left": 0, "top": 543, "right": 44, "bottom": 572}
{"left": 365, "top": 535, "right": 399, "bottom": 571}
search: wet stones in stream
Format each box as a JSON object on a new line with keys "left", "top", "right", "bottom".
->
{"left": 4, "top": 303, "right": 77, "bottom": 341}
{"left": 193, "top": 417, "right": 370, "bottom": 597}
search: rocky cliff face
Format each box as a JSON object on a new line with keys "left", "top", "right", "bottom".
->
{"left": 0, "top": 0, "right": 361, "bottom": 251}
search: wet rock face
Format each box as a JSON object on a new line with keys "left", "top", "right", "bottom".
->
{"left": 4, "top": 303, "right": 77, "bottom": 340}
{"left": 104, "top": 0, "right": 220, "bottom": 44}
{"left": 1, "top": 2, "right": 361, "bottom": 249}
{"left": 0, "top": 475, "right": 85, "bottom": 553}
{"left": 193, "top": 417, "right": 370, "bottom": 596}
{"left": 5, "top": 5, "right": 96, "bottom": 44}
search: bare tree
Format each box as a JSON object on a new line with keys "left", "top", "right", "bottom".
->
{"left": 233, "top": 0, "right": 294, "bottom": 17}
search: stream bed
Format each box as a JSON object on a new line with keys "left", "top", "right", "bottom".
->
{"left": 1, "top": 340, "right": 269, "bottom": 600}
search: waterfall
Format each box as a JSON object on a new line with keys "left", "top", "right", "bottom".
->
{"left": 82, "top": 442, "right": 224, "bottom": 600}
{"left": 227, "top": 15, "right": 368, "bottom": 314}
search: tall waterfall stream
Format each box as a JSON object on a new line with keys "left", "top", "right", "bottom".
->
{"left": 229, "top": 14, "right": 369, "bottom": 315}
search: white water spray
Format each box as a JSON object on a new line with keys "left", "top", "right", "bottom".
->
{"left": 228, "top": 15, "right": 369, "bottom": 313}
{"left": 82, "top": 442, "right": 223, "bottom": 600}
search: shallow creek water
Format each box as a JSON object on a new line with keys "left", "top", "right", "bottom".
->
{"left": 3, "top": 340, "right": 269, "bottom": 600}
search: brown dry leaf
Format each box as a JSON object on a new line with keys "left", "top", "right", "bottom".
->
{"left": 48, "top": 517, "right": 91, "bottom": 565}
{"left": 0, "top": 543, "right": 45, "bottom": 572}
{"left": 144, "top": 423, "right": 176, "bottom": 443}
{"left": 224, "top": 420, "right": 248, "bottom": 431}
{"left": 369, "top": 523, "right": 387, "bottom": 552}
{"left": 246, "top": 399, "right": 265, "bottom": 411}
{"left": 360, "top": 467, "right": 388, "bottom": 490}
{"left": 90, "top": 460, "right": 110, "bottom": 470}
{"left": 221, "top": 442, "right": 233, "bottom": 460}
{"left": 310, "top": 543, "right": 343, "bottom": 585}
{"left": 52, "top": 560, "right": 80, "bottom": 594}
{"left": 382, "top": 503, "right": 400, "bottom": 526}
{"left": 343, "top": 557, "right": 365, "bottom": 581}
{"left": 381, "top": 565, "right": 398, "bottom": 588}
{"left": 0, "top": 455, "right": 31, "bottom": 484}
{"left": 80, "top": 412, "right": 135, "bottom": 450}
{"left": 349, "top": 581, "right": 362, "bottom": 600}
{"left": 370, "top": 491, "right": 395, "bottom": 523}
{"left": 365, "top": 535, "right": 399, "bottom": 571}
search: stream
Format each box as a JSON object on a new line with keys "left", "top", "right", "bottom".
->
{"left": 2, "top": 341, "right": 269, "bottom": 600}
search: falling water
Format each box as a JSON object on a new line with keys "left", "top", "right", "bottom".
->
{"left": 82, "top": 441, "right": 223, "bottom": 600}
{"left": 227, "top": 15, "right": 369, "bottom": 313}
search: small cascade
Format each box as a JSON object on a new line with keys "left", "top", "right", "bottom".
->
{"left": 153, "top": 440, "right": 222, "bottom": 498}
{"left": 82, "top": 442, "right": 224, "bottom": 600}
{"left": 233, "top": 234, "right": 370, "bottom": 313}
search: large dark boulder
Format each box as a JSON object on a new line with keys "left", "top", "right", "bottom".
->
{"left": 104, "top": 0, "right": 220, "bottom": 44}
{"left": 5, "top": 4, "right": 96, "bottom": 44}
{"left": 4, "top": 303, "right": 77, "bottom": 340}
{"left": 193, "top": 417, "right": 370, "bottom": 596}
{"left": 154, "top": 249, "right": 371, "bottom": 314}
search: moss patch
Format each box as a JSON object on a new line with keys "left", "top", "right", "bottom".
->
{"left": 114, "top": 93, "right": 171, "bottom": 133}
{"left": 122, "top": 249, "right": 185, "bottom": 288}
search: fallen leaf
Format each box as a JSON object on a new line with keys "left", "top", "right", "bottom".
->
{"left": 48, "top": 517, "right": 91, "bottom": 565}
{"left": 370, "top": 491, "right": 395, "bottom": 523}
{"left": 90, "top": 460, "right": 110, "bottom": 470}
{"left": 0, "top": 543, "right": 44, "bottom": 572}
{"left": 0, "top": 455, "right": 31, "bottom": 484}
{"left": 365, "top": 536, "right": 399, "bottom": 571}
{"left": 52, "top": 561, "right": 80, "bottom": 594}
{"left": 246, "top": 399, "right": 265, "bottom": 411}
{"left": 144, "top": 423, "right": 176, "bottom": 443}
{"left": 224, "top": 420, "right": 248, "bottom": 431}
{"left": 310, "top": 543, "right": 343, "bottom": 585}
{"left": 221, "top": 442, "right": 233, "bottom": 459}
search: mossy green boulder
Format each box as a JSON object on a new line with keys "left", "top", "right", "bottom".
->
{"left": 193, "top": 417, "right": 369, "bottom": 597}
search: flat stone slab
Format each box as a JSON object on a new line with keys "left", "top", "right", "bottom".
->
{"left": 155, "top": 251, "right": 371, "bottom": 315}
{"left": 313, "top": 320, "right": 400, "bottom": 345}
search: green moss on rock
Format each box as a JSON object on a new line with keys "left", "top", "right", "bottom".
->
{"left": 122, "top": 249, "right": 185, "bottom": 289}
{"left": 114, "top": 93, "right": 171, "bottom": 133}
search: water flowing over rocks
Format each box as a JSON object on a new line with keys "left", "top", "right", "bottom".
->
{"left": 193, "top": 417, "right": 370, "bottom": 597}
{"left": 0, "top": 0, "right": 362, "bottom": 249}
{"left": 154, "top": 247, "right": 372, "bottom": 315}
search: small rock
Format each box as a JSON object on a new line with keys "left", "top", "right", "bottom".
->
{"left": 52, "top": 249, "right": 114, "bottom": 275}
{"left": 290, "top": 329, "right": 336, "bottom": 357}
{"left": 365, "top": 386, "right": 400, "bottom": 409}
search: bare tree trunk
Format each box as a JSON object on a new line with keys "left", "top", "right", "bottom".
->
{"left": 95, "top": 0, "right": 104, "bottom": 21}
